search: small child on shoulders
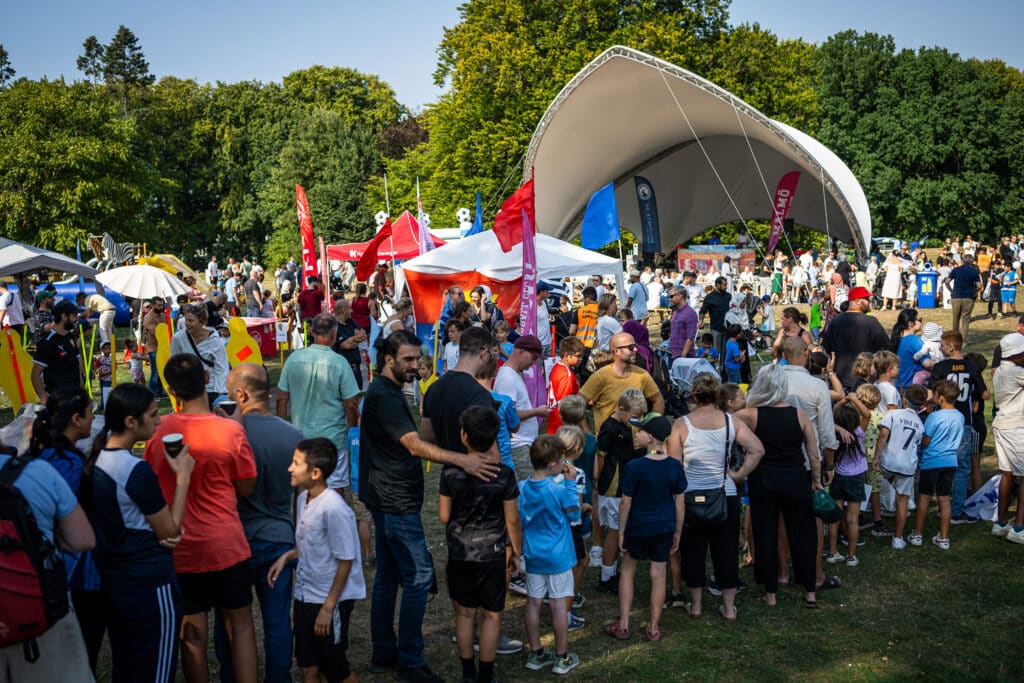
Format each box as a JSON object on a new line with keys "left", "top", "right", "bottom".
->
{"left": 439, "top": 407, "right": 521, "bottom": 683}
{"left": 268, "top": 438, "right": 365, "bottom": 683}
{"left": 912, "top": 322, "right": 944, "bottom": 384}
{"left": 875, "top": 384, "right": 929, "bottom": 548}
{"left": 519, "top": 435, "right": 581, "bottom": 676}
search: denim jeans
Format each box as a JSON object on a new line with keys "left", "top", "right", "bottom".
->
{"left": 147, "top": 351, "right": 163, "bottom": 396}
{"left": 370, "top": 510, "right": 435, "bottom": 668}
{"left": 213, "top": 538, "right": 294, "bottom": 683}
{"left": 951, "top": 425, "right": 975, "bottom": 517}
{"left": 726, "top": 367, "right": 742, "bottom": 384}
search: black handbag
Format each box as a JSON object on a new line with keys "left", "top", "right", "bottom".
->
{"left": 684, "top": 413, "right": 731, "bottom": 528}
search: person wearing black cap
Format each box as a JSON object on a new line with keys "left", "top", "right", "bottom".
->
{"left": 31, "top": 299, "right": 84, "bottom": 403}
{"left": 605, "top": 413, "right": 684, "bottom": 641}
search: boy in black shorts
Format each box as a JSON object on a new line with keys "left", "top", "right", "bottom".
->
{"left": 439, "top": 406, "right": 522, "bottom": 683}
{"left": 268, "top": 438, "right": 366, "bottom": 683}
{"left": 910, "top": 381, "right": 964, "bottom": 550}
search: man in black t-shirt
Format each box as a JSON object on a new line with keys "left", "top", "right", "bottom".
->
{"left": 699, "top": 277, "right": 732, "bottom": 371}
{"left": 30, "top": 299, "right": 83, "bottom": 403}
{"left": 821, "top": 287, "right": 889, "bottom": 391}
{"left": 243, "top": 272, "right": 263, "bottom": 317}
{"left": 422, "top": 326, "right": 497, "bottom": 453}
{"left": 359, "top": 329, "right": 497, "bottom": 681}
{"left": 331, "top": 299, "right": 367, "bottom": 389}
{"left": 928, "top": 330, "right": 989, "bottom": 524}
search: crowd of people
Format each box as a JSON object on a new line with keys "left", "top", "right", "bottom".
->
{"left": 2, "top": 235, "right": 1023, "bottom": 683}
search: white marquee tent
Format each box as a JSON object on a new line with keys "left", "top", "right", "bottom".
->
{"left": 524, "top": 46, "right": 872, "bottom": 256}
{"left": 396, "top": 230, "right": 624, "bottom": 323}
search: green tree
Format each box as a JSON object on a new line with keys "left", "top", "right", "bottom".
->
{"left": 102, "top": 25, "right": 155, "bottom": 112}
{"left": 282, "top": 65, "right": 404, "bottom": 132}
{"left": 261, "top": 109, "right": 382, "bottom": 267}
{"left": 0, "top": 79, "right": 154, "bottom": 251}
{"left": 76, "top": 35, "right": 105, "bottom": 84}
{"left": 0, "top": 45, "right": 14, "bottom": 90}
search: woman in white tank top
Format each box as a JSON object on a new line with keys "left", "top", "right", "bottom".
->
{"left": 666, "top": 375, "right": 764, "bottom": 620}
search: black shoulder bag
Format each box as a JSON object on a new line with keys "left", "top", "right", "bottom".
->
{"left": 683, "top": 413, "right": 731, "bottom": 529}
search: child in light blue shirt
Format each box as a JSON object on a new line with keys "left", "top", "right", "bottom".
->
{"left": 910, "top": 381, "right": 963, "bottom": 550}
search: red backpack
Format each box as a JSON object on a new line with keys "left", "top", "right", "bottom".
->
{"left": 0, "top": 453, "right": 69, "bottom": 657}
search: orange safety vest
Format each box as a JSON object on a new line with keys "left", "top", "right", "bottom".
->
{"left": 575, "top": 303, "right": 598, "bottom": 348}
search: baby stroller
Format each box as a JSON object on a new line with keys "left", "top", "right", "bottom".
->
{"left": 669, "top": 358, "right": 721, "bottom": 405}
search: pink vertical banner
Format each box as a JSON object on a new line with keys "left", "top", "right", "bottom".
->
{"left": 767, "top": 171, "right": 801, "bottom": 253}
{"left": 518, "top": 210, "right": 546, "bottom": 419}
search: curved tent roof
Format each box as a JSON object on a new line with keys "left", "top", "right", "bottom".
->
{"left": 524, "top": 46, "right": 871, "bottom": 256}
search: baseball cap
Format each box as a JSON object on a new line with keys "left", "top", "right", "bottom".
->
{"left": 847, "top": 286, "right": 872, "bottom": 301}
{"left": 629, "top": 269, "right": 641, "bottom": 277}
{"left": 628, "top": 413, "right": 673, "bottom": 442}
{"left": 513, "top": 335, "right": 543, "bottom": 356}
{"left": 1000, "top": 332, "right": 1024, "bottom": 357}
{"left": 35, "top": 290, "right": 55, "bottom": 303}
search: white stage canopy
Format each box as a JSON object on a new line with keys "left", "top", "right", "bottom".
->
{"left": 524, "top": 46, "right": 872, "bottom": 256}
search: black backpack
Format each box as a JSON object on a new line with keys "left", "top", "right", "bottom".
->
{"left": 0, "top": 452, "right": 70, "bottom": 659}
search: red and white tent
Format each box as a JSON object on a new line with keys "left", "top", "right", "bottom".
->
{"left": 326, "top": 210, "right": 445, "bottom": 261}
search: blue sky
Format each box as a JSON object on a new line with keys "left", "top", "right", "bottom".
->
{"left": 4, "top": 1, "right": 1021, "bottom": 111}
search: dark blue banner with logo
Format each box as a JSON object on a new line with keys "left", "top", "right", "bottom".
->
{"left": 634, "top": 176, "right": 661, "bottom": 260}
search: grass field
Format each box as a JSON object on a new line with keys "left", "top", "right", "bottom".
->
{"left": 2, "top": 304, "right": 1022, "bottom": 681}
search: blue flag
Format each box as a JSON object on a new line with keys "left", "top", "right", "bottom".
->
{"left": 466, "top": 191, "right": 483, "bottom": 236}
{"left": 581, "top": 182, "right": 620, "bottom": 249}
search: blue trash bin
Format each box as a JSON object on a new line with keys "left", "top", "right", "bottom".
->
{"left": 917, "top": 271, "right": 938, "bottom": 308}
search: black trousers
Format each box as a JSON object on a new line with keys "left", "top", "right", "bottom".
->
{"left": 747, "top": 466, "right": 817, "bottom": 593}
{"left": 680, "top": 496, "right": 741, "bottom": 589}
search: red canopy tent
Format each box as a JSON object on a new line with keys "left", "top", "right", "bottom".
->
{"left": 326, "top": 210, "right": 445, "bottom": 261}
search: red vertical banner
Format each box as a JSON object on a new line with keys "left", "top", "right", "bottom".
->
{"left": 296, "top": 184, "right": 319, "bottom": 290}
{"left": 767, "top": 171, "right": 801, "bottom": 254}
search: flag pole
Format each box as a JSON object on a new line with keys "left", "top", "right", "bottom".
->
{"left": 384, "top": 174, "right": 397, "bottom": 281}
{"left": 618, "top": 238, "right": 624, "bottom": 272}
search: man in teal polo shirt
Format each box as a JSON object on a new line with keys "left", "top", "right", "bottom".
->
{"left": 276, "top": 313, "right": 360, "bottom": 491}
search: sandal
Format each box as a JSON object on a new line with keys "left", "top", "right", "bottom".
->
{"left": 643, "top": 626, "right": 664, "bottom": 642}
{"left": 817, "top": 575, "right": 842, "bottom": 591}
{"left": 685, "top": 603, "right": 701, "bottom": 619}
{"left": 804, "top": 598, "right": 818, "bottom": 609}
{"left": 719, "top": 605, "right": 737, "bottom": 622}
{"left": 603, "top": 622, "right": 630, "bottom": 640}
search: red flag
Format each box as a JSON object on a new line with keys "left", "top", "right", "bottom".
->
{"left": 356, "top": 217, "right": 392, "bottom": 281}
{"left": 296, "top": 184, "right": 319, "bottom": 290}
{"left": 767, "top": 171, "right": 800, "bottom": 254}
{"left": 492, "top": 174, "right": 535, "bottom": 253}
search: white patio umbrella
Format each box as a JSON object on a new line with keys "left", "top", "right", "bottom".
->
{"left": 96, "top": 264, "right": 190, "bottom": 300}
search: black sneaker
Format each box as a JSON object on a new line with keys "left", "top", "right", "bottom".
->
{"left": 663, "top": 591, "right": 687, "bottom": 608}
{"left": 596, "top": 574, "right": 620, "bottom": 594}
{"left": 950, "top": 512, "right": 978, "bottom": 525}
{"left": 839, "top": 534, "right": 866, "bottom": 547}
{"left": 871, "top": 522, "right": 896, "bottom": 537}
{"left": 397, "top": 664, "right": 445, "bottom": 683}
{"left": 370, "top": 657, "right": 399, "bottom": 674}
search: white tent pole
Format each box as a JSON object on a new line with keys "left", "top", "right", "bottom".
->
{"left": 383, "top": 173, "right": 397, "bottom": 278}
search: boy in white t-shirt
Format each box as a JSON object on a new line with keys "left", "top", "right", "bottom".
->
{"left": 875, "top": 385, "right": 929, "bottom": 549}
{"left": 269, "top": 438, "right": 365, "bottom": 683}
{"left": 873, "top": 351, "right": 902, "bottom": 410}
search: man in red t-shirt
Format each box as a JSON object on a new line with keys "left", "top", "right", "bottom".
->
{"left": 145, "top": 353, "right": 258, "bottom": 682}
{"left": 296, "top": 276, "right": 326, "bottom": 323}
{"left": 546, "top": 336, "right": 584, "bottom": 434}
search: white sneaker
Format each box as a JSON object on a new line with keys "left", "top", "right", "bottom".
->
{"left": 588, "top": 546, "right": 602, "bottom": 568}
{"left": 931, "top": 534, "right": 950, "bottom": 551}
{"left": 907, "top": 533, "right": 923, "bottom": 546}
{"left": 891, "top": 537, "right": 906, "bottom": 550}
{"left": 1007, "top": 527, "right": 1024, "bottom": 545}
{"left": 992, "top": 522, "right": 1011, "bottom": 538}
{"left": 824, "top": 552, "right": 845, "bottom": 563}
{"left": 845, "top": 556, "right": 859, "bottom": 567}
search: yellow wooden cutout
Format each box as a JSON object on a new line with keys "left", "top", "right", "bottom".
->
{"left": 154, "top": 322, "right": 176, "bottom": 410}
{"left": 0, "top": 327, "right": 38, "bottom": 412}
{"left": 226, "top": 317, "right": 263, "bottom": 367}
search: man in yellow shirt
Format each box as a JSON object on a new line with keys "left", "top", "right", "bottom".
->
{"left": 580, "top": 331, "right": 665, "bottom": 431}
